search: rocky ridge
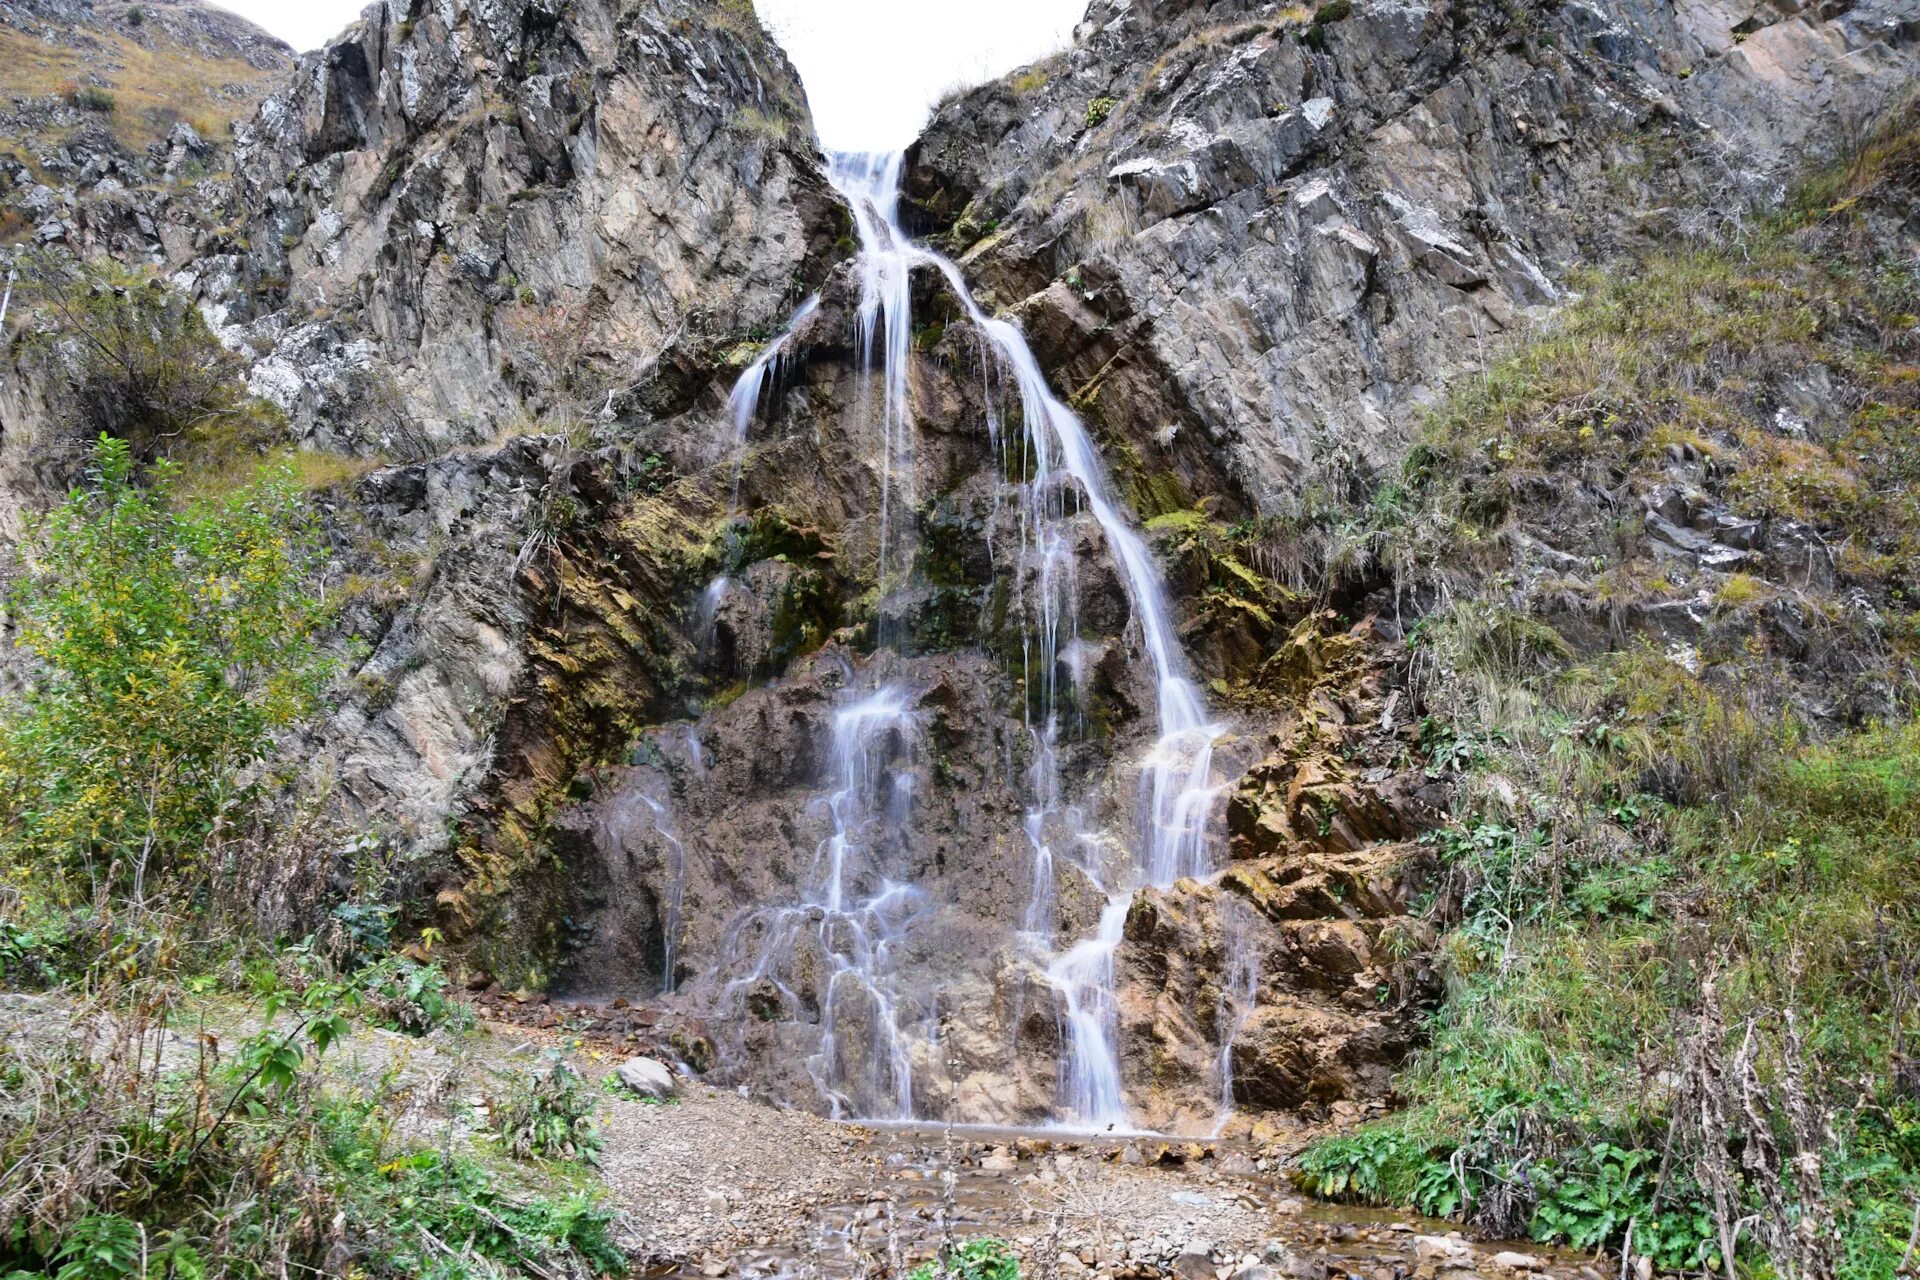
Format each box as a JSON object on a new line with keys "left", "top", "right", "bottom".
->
{"left": 1, "top": 0, "right": 1915, "bottom": 1139}
{"left": 905, "top": 0, "right": 1918, "bottom": 509}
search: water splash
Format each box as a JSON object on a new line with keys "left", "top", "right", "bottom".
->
{"left": 714, "top": 684, "right": 929, "bottom": 1119}
{"left": 711, "top": 150, "right": 1231, "bottom": 1130}
{"left": 1213, "top": 896, "right": 1261, "bottom": 1134}
{"left": 726, "top": 294, "right": 820, "bottom": 503}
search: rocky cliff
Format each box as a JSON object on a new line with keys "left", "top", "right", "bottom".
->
{"left": 905, "top": 0, "right": 1916, "bottom": 509}
{"left": 1, "top": 0, "right": 1914, "bottom": 1144}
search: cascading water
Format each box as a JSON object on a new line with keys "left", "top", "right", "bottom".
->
{"left": 827, "top": 155, "right": 1230, "bottom": 1130}
{"left": 698, "top": 295, "right": 822, "bottom": 671}
{"left": 726, "top": 294, "right": 820, "bottom": 504}
{"left": 1213, "top": 896, "right": 1261, "bottom": 1134}
{"left": 715, "top": 684, "right": 927, "bottom": 1119}
{"left": 637, "top": 792, "right": 688, "bottom": 994}
{"left": 715, "top": 150, "right": 1233, "bottom": 1130}
{"left": 830, "top": 152, "right": 920, "bottom": 626}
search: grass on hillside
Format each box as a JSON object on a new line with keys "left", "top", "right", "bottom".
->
{"left": 1291, "top": 101, "right": 1920, "bottom": 1279}
{"left": 0, "top": 23, "right": 276, "bottom": 161}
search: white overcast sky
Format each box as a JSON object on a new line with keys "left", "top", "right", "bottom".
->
{"left": 212, "top": 0, "right": 1085, "bottom": 150}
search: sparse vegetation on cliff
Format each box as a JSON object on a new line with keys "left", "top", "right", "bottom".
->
{"left": 1294, "top": 100, "right": 1920, "bottom": 1279}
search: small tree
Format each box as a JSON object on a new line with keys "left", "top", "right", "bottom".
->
{"left": 29, "top": 255, "right": 279, "bottom": 466}
{"left": 0, "top": 436, "right": 334, "bottom": 910}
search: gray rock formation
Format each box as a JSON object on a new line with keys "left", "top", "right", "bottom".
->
{"left": 905, "top": 0, "right": 1917, "bottom": 509}
{"left": 208, "top": 0, "right": 842, "bottom": 456}
{"left": 1, "top": 0, "right": 1912, "bottom": 1135}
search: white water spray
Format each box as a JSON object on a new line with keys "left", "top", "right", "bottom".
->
{"left": 714, "top": 684, "right": 928, "bottom": 1119}
{"left": 828, "top": 155, "right": 1230, "bottom": 1130}
{"left": 1213, "top": 896, "right": 1261, "bottom": 1133}
{"left": 717, "top": 151, "right": 1232, "bottom": 1129}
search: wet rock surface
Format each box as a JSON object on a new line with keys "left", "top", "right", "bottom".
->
{"left": 591, "top": 1079, "right": 1589, "bottom": 1280}
{"left": 5, "top": 0, "right": 1915, "bottom": 1172}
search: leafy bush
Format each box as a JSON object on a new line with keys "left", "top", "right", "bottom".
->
{"left": 1529, "top": 1144, "right": 1716, "bottom": 1271}
{"left": 1085, "top": 97, "right": 1117, "bottom": 128}
{"left": 488, "top": 1055, "right": 603, "bottom": 1164}
{"left": 27, "top": 256, "right": 282, "bottom": 465}
{"left": 1294, "top": 1125, "right": 1470, "bottom": 1219}
{"left": 910, "top": 1238, "right": 1020, "bottom": 1280}
{"left": 0, "top": 435, "right": 333, "bottom": 911}
{"left": 0, "top": 970, "right": 621, "bottom": 1280}
{"left": 0, "top": 908, "right": 85, "bottom": 987}
{"left": 359, "top": 956, "right": 469, "bottom": 1036}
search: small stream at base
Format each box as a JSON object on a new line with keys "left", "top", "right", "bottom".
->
{"left": 645, "top": 1121, "right": 1585, "bottom": 1280}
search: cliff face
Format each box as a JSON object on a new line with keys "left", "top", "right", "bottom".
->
{"left": 0, "top": 0, "right": 290, "bottom": 540}
{"left": 2, "top": 0, "right": 1913, "bottom": 1140}
{"left": 904, "top": 0, "right": 1917, "bottom": 510}
{"left": 209, "top": 0, "right": 842, "bottom": 456}
{"left": 155, "top": 0, "right": 852, "bottom": 937}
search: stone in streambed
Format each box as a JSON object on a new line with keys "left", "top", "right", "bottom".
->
{"left": 611, "top": 1056, "right": 677, "bottom": 1099}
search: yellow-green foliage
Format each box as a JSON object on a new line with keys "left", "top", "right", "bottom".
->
{"left": 0, "top": 437, "right": 334, "bottom": 911}
{"left": 0, "top": 22, "right": 276, "bottom": 161}
{"left": 1010, "top": 66, "right": 1051, "bottom": 97}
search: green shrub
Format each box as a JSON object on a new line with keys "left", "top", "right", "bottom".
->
{"left": 359, "top": 956, "right": 469, "bottom": 1036}
{"left": 910, "top": 1238, "right": 1020, "bottom": 1280}
{"left": 27, "top": 256, "right": 282, "bottom": 465}
{"left": 488, "top": 1055, "right": 603, "bottom": 1164}
{"left": 1085, "top": 97, "right": 1118, "bottom": 128}
{"left": 1290, "top": 1128, "right": 1443, "bottom": 1212}
{"left": 0, "top": 436, "right": 333, "bottom": 911}
{"left": 0, "top": 965, "right": 619, "bottom": 1280}
{"left": 1528, "top": 1144, "right": 1717, "bottom": 1271}
{"left": 0, "top": 908, "right": 85, "bottom": 987}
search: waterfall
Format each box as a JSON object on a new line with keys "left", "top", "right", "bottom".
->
{"left": 718, "top": 151, "right": 1229, "bottom": 1129}
{"left": 726, "top": 293, "right": 821, "bottom": 505}
{"left": 700, "top": 294, "right": 821, "bottom": 671}
{"left": 1213, "top": 896, "right": 1261, "bottom": 1134}
{"left": 830, "top": 152, "right": 920, "bottom": 623}
{"left": 636, "top": 792, "right": 687, "bottom": 994}
{"left": 713, "top": 684, "right": 927, "bottom": 1119}
{"left": 827, "top": 154, "right": 1229, "bottom": 1130}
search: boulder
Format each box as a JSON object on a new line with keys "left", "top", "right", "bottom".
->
{"left": 611, "top": 1057, "right": 677, "bottom": 1100}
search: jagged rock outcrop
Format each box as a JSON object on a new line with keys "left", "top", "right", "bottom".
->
{"left": 5, "top": 0, "right": 1913, "bottom": 1138}
{"left": 146, "top": 0, "right": 855, "bottom": 932}
{"left": 905, "top": 0, "right": 1918, "bottom": 510}
{"left": 205, "top": 0, "right": 843, "bottom": 456}
{"left": 0, "top": 0, "right": 291, "bottom": 540}
{"left": 272, "top": 0, "right": 1915, "bottom": 1130}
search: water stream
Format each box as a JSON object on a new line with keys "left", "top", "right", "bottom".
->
{"left": 714, "top": 683, "right": 929, "bottom": 1119}
{"left": 715, "top": 151, "right": 1234, "bottom": 1131}
{"left": 1213, "top": 897, "right": 1261, "bottom": 1135}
